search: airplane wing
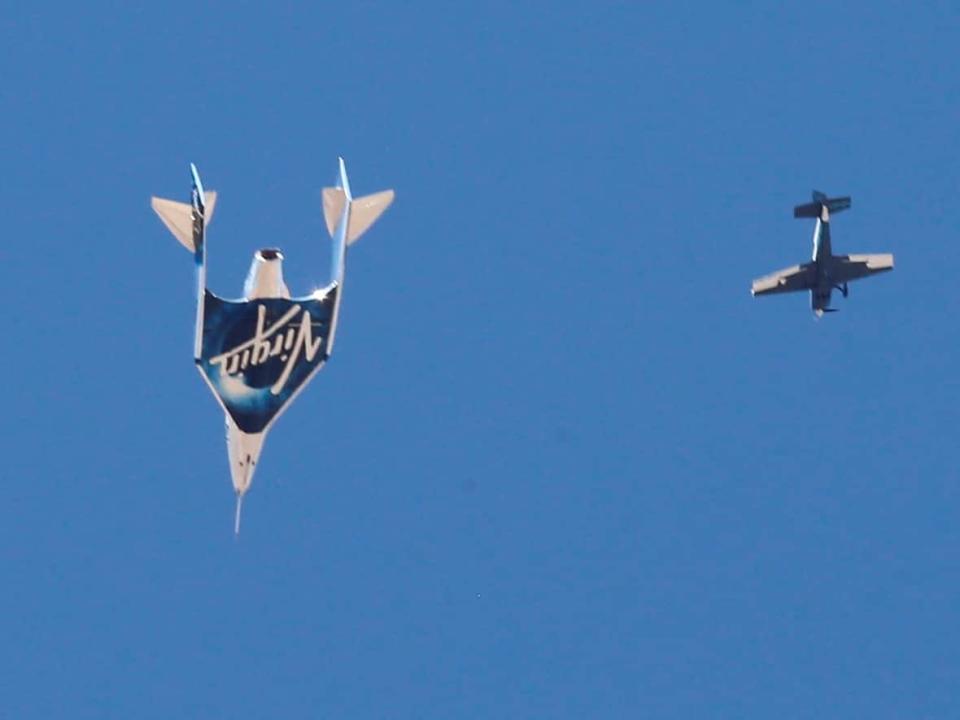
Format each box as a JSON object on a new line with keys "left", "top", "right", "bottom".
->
{"left": 196, "top": 289, "right": 340, "bottom": 434}
{"left": 830, "top": 254, "right": 894, "bottom": 283}
{"left": 751, "top": 263, "right": 816, "bottom": 296}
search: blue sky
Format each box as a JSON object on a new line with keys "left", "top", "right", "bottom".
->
{"left": 1, "top": 2, "right": 958, "bottom": 717}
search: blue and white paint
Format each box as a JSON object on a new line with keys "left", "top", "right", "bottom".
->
{"left": 197, "top": 290, "right": 338, "bottom": 434}
{"left": 152, "top": 159, "right": 394, "bottom": 532}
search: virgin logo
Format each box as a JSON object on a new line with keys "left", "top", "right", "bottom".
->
{"left": 210, "top": 304, "right": 323, "bottom": 395}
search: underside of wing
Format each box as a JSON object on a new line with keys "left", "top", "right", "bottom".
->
{"left": 831, "top": 254, "right": 894, "bottom": 283}
{"left": 751, "top": 262, "right": 815, "bottom": 296}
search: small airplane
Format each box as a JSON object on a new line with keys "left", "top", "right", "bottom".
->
{"left": 152, "top": 159, "right": 394, "bottom": 532}
{"left": 751, "top": 191, "right": 893, "bottom": 316}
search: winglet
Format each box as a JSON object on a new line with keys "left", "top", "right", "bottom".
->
{"left": 338, "top": 156, "right": 352, "bottom": 200}
{"left": 191, "top": 162, "right": 206, "bottom": 212}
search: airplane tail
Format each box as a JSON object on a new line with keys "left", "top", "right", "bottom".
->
{"left": 322, "top": 157, "right": 395, "bottom": 246}
{"left": 320, "top": 158, "right": 394, "bottom": 353}
{"left": 151, "top": 190, "right": 218, "bottom": 252}
{"left": 152, "top": 164, "right": 217, "bottom": 360}
{"left": 794, "top": 190, "right": 850, "bottom": 219}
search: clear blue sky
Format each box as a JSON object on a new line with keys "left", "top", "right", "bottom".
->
{"left": 1, "top": 2, "right": 958, "bottom": 717}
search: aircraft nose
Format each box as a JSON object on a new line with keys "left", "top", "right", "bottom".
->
{"left": 258, "top": 248, "right": 283, "bottom": 261}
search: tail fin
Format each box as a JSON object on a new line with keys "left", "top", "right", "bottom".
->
{"left": 321, "top": 157, "right": 395, "bottom": 244}
{"left": 151, "top": 191, "right": 217, "bottom": 252}
{"left": 337, "top": 156, "right": 353, "bottom": 201}
{"left": 794, "top": 190, "right": 850, "bottom": 220}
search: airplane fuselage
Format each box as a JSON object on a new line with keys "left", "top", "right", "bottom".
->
{"left": 224, "top": 248, "right": 290, "bottom": 522}
{"left": 810, "top": 214, "right": 837, "bottom": 315}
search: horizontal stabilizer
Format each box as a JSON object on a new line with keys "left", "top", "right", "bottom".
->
{"left": 347, "top": 190, "right": 395, "bottom": 245}
{"left": 322, "top": 187, "right": 347, "bottom": 237}
{"left": 794, "top": 191, "right": 850, "bottom": 219}
{"left": 151, "top": 191, "right": 217, "bottom": 251}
